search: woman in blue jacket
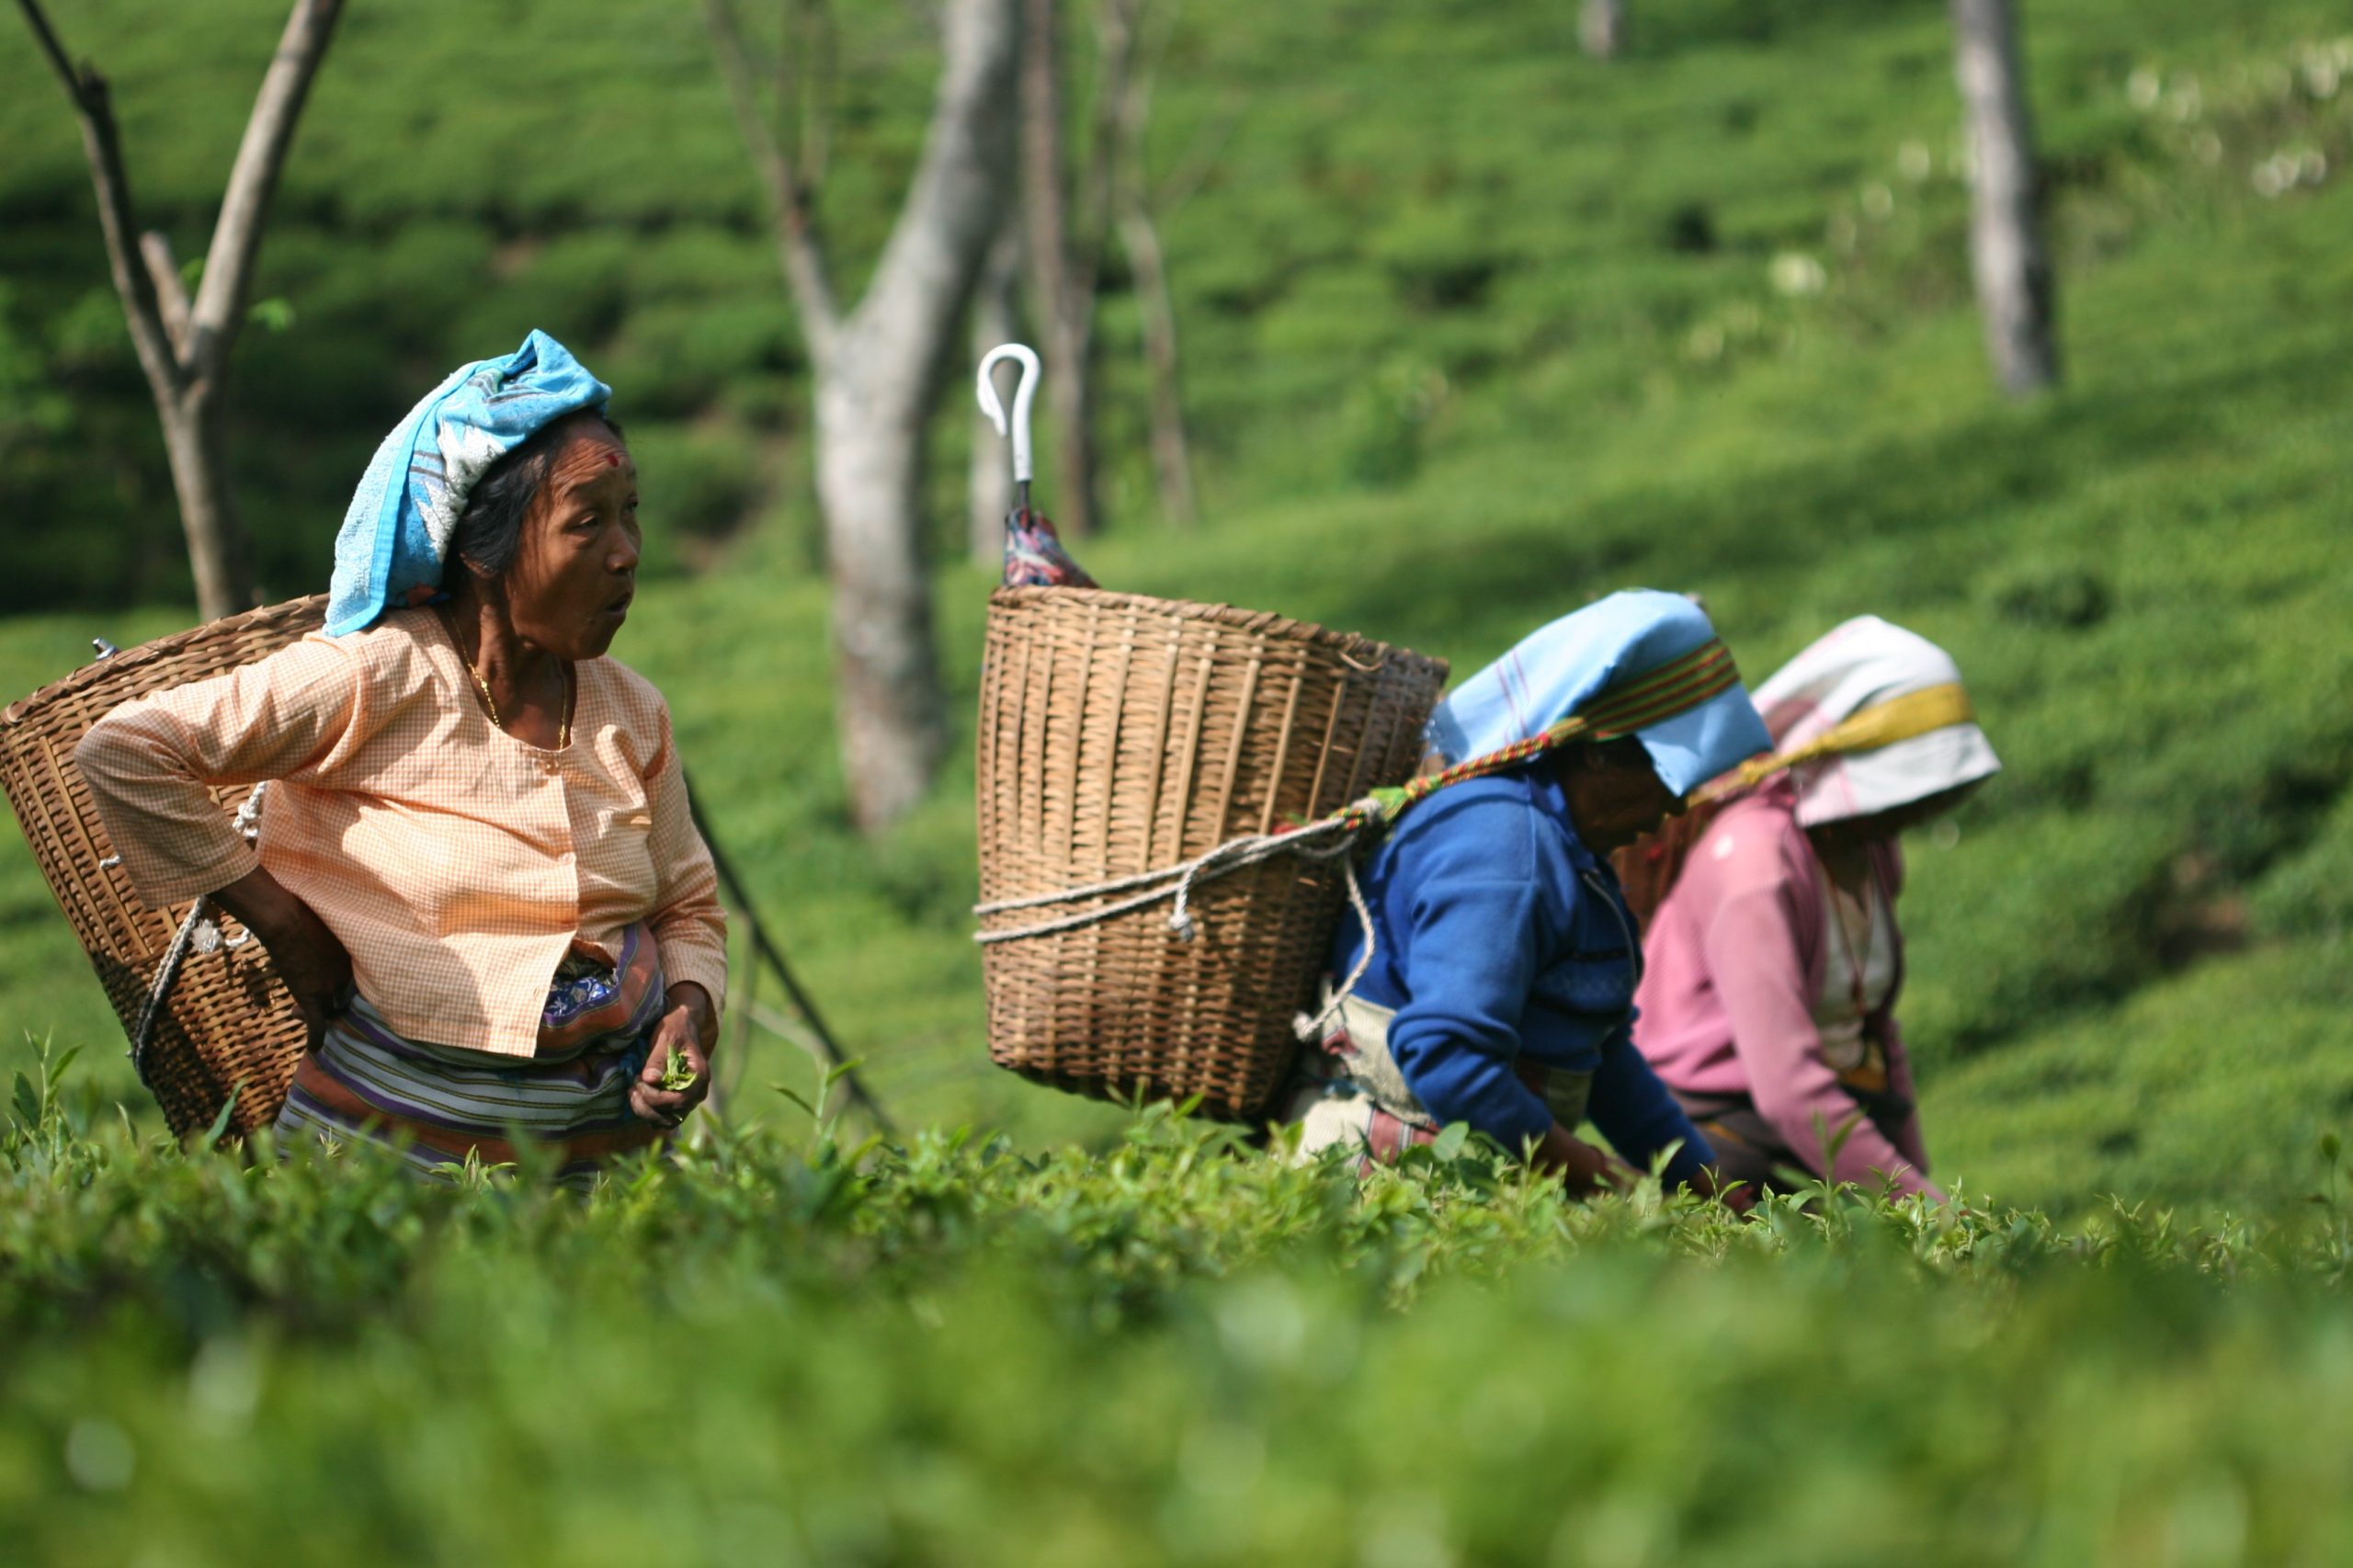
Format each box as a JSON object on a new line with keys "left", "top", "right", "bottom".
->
{"left": 1283, "top": 590, "right": 1773, "bottom": 1195}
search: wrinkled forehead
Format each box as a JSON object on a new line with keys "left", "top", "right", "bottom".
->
{"left": 545, "top": 418, "right": 634, "bottom": 488}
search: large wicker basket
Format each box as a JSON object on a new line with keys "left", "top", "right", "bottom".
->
{"left": 0, "top": 595, "right": 326, "bottom": 1141}
{"left": 975, "top": 588, "right": 1446, "bottom": 1121}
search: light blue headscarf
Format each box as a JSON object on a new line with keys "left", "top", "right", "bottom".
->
{"left": 324, "top": 330, "right": 610, "bottom": 637}
{"left": 1427, "top": 589, "right": 1773, "bottom": 798}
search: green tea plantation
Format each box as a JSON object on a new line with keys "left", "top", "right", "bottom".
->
{"left": 5, "top": 0, "right": 2353, "bottom": 1557}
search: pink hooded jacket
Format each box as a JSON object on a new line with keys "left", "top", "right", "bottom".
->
{"left": 1631, "top": 777, "right": 1940, "bottom": 1199}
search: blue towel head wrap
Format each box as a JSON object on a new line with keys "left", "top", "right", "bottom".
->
{"left": 325, "top": 330, "right": 611, "bottom": 637}
{"left": 1427, "top": 589, "right": 1774, "bottom": 798}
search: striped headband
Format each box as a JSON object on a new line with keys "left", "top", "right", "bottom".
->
{"left": 1348, "top": 636, "right": 1745, "bottom": 829}
{"left": 1576, "top": 636, "right": 1741, "bottom": 742}
{"left": 1708, "top": 681, "right": 1975, "bottom": 800}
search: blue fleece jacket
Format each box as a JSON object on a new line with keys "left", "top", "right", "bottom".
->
{"left": 1330, "top": 767, "right": 1713, "bottom": 1185}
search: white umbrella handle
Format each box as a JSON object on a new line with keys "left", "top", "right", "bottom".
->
{"left": 975, "top": 343, "right": 1041, "bottom": 488}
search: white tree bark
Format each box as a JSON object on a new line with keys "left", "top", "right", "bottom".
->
{"left": 1951, "top": 0, "right": 2058, "bottom": 395}
{"left": 710, "top": 0, "right": 1020, "bottom": 830}
{"left": 813, "top": 371, "right": 950, "bottom": 833}
{"left": 969, "top": 220, "right": 1023, "bottom": 567}
{"left": 1579, "top": 0, "right": 1625, "bottom": 61}
{"left": 19, "top": 0, "right": 346, "bottom": 619}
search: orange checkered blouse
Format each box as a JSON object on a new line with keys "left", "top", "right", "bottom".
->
{"left": 75, "top": 608, "right": 728, "bottom": 1059}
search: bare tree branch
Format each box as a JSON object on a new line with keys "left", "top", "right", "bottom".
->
{"left": 769, "top": 0, "right": 793, "bottom": 149}
{"left": 1019, "top": 0, "right": 1097, "bottom": 531}
{"left": 14, "top": 0, "right": 74, "bottom": 91}
{"left": 1017, "top": 0, "right": 1141, "bottom": 536}
{"left": 1112, "top": 0, "right": 1195, "bottom": 527}
{"left": 763, "top": 0, "right": 836, "bottom": 188}
{"left": 796, "top": 0, "right": 837, "bottom": 190}
{"left": 1118, "top": 197, "right": 1195, "bottom": 528}
{"left": 18, "top": 0, "right": 343, "bottom": 618}
{"left": 707, "top": 0, "right": 843, "bottom": 361}
{"left": 1073, "top": 0, "right": 1142, "bottom": 292}
{"left": 139, "top": 231, "right": 192, "bottom": 357}
{"left": 17, "top": 0, "right": 182, "bottom": 399}
{"left": 184, "top": 0, "right": 344, "bottom": 382}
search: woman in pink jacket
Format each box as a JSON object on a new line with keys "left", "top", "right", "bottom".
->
{"left": 1631, "top": 618, "right": 1999, "bottom": 1201}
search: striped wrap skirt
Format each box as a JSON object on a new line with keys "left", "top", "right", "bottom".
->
{"left": 276, "top": 925, "right": 673, "bottom": 1187}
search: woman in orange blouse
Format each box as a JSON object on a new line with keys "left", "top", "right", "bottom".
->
{"left": 78, "top": 335, "right": 726, "bottom": 1183}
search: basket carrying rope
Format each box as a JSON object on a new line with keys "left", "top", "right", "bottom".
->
{"left": 124, "top": 780, "right": 268, "bottom": 1091}
{"left": 0, "top": 596, "right": 326, "bottom": 1141}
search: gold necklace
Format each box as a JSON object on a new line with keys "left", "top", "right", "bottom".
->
{"left": 462, "top": 660, "right": 502, "bottom": 726}
{"left": 445, "top": 609, "right": 573, "bottom": 747}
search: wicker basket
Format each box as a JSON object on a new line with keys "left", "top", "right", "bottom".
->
{"left": 975, "top": 587, "right": 1446, "bottom": 1121}
{"left": 0, "top": 595, "right": 326, "bottom": 1141}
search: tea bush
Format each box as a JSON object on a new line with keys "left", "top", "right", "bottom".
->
{"left": 3, "top": 1046, "right": 2353, "bottom": 1565}
{"left": 5, "top": 0, "right": 2353, "bottom": 1209}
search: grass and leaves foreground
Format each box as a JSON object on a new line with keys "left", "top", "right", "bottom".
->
{"left": 6, "top": 1048, "right": 2353, "bottom": 1566}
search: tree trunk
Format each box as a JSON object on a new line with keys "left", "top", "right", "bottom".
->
{"left": 1579, "top": 0, "right": 1625, "bottom": 60}
{"left": 157, "top": 393, "right": 256, "bottom": 618}
{"left": 969, "top": 219, "right": 1022, "bottom": 567}
{"left": 1950, "top": 0, "right": 2058, "bottom": 395}
{"left": 1019, "top": 0, "right": 1099, "bottom": 535}
{"left": 815, "top": 371, "right": 948, "bottom": 831}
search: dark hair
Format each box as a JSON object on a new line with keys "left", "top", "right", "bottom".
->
{"left": 449, "top": 409, "right": 624, "bottom": 578}
{"left": 1562, "top": 734, "right": 1654, "bottom": 772}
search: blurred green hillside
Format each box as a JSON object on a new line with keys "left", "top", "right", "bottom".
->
{"left": 5, "top": 0, "right": 2352, "bottom": 1212}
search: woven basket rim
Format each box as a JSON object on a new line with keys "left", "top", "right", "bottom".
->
{"left": 988, "top": 585, "right": 1447, "bottom": 677}
{"left": 1, "top": 594, "right": 329, "bottom": 730}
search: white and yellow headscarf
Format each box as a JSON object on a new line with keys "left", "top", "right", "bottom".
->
{"left": 1719, "top": 616, "right": 2000, "bottom": 827}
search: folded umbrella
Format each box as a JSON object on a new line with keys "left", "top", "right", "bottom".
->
{"left": 978, "top": 344, "right": 1097, "bottom": 590}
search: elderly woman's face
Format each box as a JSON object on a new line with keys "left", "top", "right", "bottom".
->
{"left": 1555, "top": 736, "right": 1685, "bottom": 852}
{"left": 502, "top": 417, "right": 640, "bottom": 661}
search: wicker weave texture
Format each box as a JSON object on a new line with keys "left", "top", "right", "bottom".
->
{"left": 976, "top": 588, "right": 1446, "bottom": 1120}
{"left": 0, "top": 596, "right": 326, "bottom": 1141}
